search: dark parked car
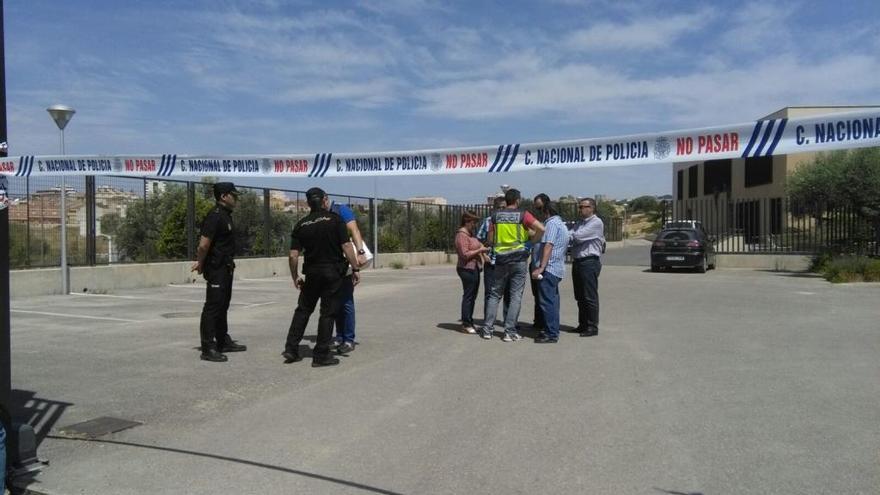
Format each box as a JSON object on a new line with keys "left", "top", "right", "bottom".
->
{"left": 651, "top": 225, "right": 716, "bottom": 273}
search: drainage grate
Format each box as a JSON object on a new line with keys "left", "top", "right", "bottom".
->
{"left": 57, "top": 416, "right": 142, "bottom": 439}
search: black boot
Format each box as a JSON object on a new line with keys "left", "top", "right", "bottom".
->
{"left": 219, "top": 335, "right": 247, "bottom": 352}
{"left": 200, "top": 348, "right": 228, "bottom": 362}
{"left": 282, "top": 350, "right": 302, "bottom": 364}
{"left": 312, "top": 354, "right": 340, "bottom": 367}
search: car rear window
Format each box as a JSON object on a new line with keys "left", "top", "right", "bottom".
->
{"left": 660, "top": 230, "right": 696, "bottom": 241}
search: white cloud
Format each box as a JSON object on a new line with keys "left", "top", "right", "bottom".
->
{"left": 719, "top": 1, "right": 796, "bottom": 53}
{"left": 563, "top": 11, "right": 712, "bottom": 52}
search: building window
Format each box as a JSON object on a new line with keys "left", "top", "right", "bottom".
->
{"left": 703, "top": 159, "right": 731, "bottom": 196}
{"left": 677, "top": 170, "right": 684, "bottom": 200}
{"left": 745, "top": 156, "right": 773, "bottom": 187}
{"left": 688, "top": 165, "right": 698, "bottom": 198}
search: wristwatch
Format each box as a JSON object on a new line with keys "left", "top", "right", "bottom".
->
{"left": 352, "top": 268, "right": 360, "bottom": 272}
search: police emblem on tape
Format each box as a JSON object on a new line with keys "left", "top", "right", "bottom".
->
{"left": 653, "top": 136, "right": 671, "bottom": 160}
{"left": 430, "top": 153, "right": 443, "bottom": 171}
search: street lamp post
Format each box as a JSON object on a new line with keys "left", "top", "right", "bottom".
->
{"left": 47, "top": 104, "right": 75, "bottom": 294}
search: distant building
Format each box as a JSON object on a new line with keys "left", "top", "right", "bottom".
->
{"left": 8, "top": 186, "right": 80, "bottom": 225}
{"left": 145, "top": 180, "right": 167, "bottom": 198}
{"left": 269, "top": 190, "right": 288, "bottom": 210}
{"left": 407, "top": 196, "right": 447, "bottom": 205}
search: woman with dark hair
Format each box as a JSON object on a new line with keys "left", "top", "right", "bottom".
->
{"left": 454, "top": 211, "right": 488, "bottom": 333}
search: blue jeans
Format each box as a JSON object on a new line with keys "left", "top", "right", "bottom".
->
{"left": 483, "top": 261, "right": 527, "bottom": 333}
{"left": 456, "top": 267, "right": 480, "bottom": 326}
{"left": 333, "top": 275, "right": 356, "bottom": 343}
{"left": 537, "top": 272, "right": 562, "bottom": 339}
{"left": 1, "top": 420, "right": 6, "bottom": 493}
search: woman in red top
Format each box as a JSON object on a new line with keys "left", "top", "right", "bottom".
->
{"left": 455, "top": 211, "right": 488, "bottom": 333}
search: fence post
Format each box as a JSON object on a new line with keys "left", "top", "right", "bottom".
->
{"left": 406, "top": 201, "right": 412, "bottom": 252}
{"left": 186, "top": 182, "right": 196, "bottom": 261}
{"left": 262, "top": 189, "right": 271, "bottom": 257}
{"left": 25, "top": 176, "right": 30, "bottom": 266}
{"left": 370, "top": 197, "right": 377, "bottom": 268}
{"left": 85, "top": 175, "right": 96, "bottom": 265}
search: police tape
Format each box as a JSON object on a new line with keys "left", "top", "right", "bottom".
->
{"left": 3, "top": 109, "right": 879, "bottom": 178}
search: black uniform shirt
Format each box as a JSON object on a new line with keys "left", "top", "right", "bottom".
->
{"left": 200, "top": 204, "right": 236, "bottom": 264}
{"left": 290, "top": 210, "right": 349, "bottom": 269}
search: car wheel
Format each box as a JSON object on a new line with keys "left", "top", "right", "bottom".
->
{"left": 651, "top": 264, "right": 659, "bottom": 272}
{"left": 696, "top": 256, "right": 707, "bottom": 273}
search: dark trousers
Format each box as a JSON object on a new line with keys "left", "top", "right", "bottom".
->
{"left": 456, "top": 267, "right": 481, "bottom": 326}
{"left": 482, "top": 263, "right": 510, "bottom": 324}
{"left": 285, "top": 264, "right": 344, "bottom": 358}
{"left": 572, "top": 257, "right": 601, "bottom": 331}
{"left": 529, "top": 276, "right": 546, "bottom": 330}
{"left": 199, "top": 265, "right": 233, "bottom": 351}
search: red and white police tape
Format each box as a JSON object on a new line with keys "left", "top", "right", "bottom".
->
{"left": 2, "top": 109, "right": 879, "bottom": 179}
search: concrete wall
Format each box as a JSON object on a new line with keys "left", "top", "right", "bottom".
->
{"left": 12, "top": 251, "right": 812, "bottom": 297}
{"left": 11, "top": 252, "right": 452, "bottom": 297}
{"left": 715, "top": 254, "right": 811, "bottom": 271}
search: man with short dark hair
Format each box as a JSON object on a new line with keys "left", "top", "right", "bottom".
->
{"left": 481, "top": 188, "right": 544, "bottom": 342}
{"left": 283, "top": 188, "right": 362, "bottom": 367}
{"left": 476, "top": 195, "right": 509, "bottom": 320}
{"left": 529, "top": 193, "right": 552, "bottom": 333}
{"left": 329, "top": 200, "right": 368, "bottom": 355}
{"left": 192, "top": 182, "right": 247, "bottom": 362}
{"left": 570, "top": 197, "right": 605, "bottom": 337}
{"left": 531, "top": 197, "right": 570, "bottom": 343}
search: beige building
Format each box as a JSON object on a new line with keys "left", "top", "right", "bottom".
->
{"left": 671, "top": 105, "right": 880, "bottom": 240}
{"left": 407, "top": 196, "right": 447, "bottom": 205}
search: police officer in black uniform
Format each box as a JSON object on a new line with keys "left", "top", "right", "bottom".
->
{"left": 283, "top": 187, "right": 361, "bottom": 367}
{"left": 192, "top": 182, "right": 247, "bottom": 362}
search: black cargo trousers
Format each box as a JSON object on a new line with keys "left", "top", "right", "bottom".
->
{"left": 199, "top": 263, "right": 234, "bottom": 352}
{"left": 285, "top": 263, "right": 345, "bottom": 358}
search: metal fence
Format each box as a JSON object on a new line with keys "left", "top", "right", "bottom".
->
{"left": 17, "top": 175, "right": 870, "bottom": 270}
{"left": 8, "top": 176, "right": 589, "bottom": 268}
{"left": 663, "top": 197, "right": 879, "bottom": 255}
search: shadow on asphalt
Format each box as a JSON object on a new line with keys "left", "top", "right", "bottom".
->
{"left": 640, "top": 268, "right": 709, "bottom": 275}
{"left": 9, "top": 389, "right": 73, "bottom": 448}
{"left": 653, "top": 488, "right": 705, "bottom": 495}
{"left": 43, "top": 435, "right": 406, "bottom": 495}
{"left": 436, "top": 323, "right": 578, "bottom": 339}
{"left": 756, "top": 270, "right": 825, "bottom": 279}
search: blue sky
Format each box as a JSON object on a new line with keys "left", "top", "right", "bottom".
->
{"left": 6, "top": 0, "right": 880, "bottom": 202}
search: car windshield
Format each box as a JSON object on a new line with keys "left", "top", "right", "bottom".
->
{"left": 665, "top": 220, "right": 701, "bottom": 229}
{"left": 660, "top": 229, "right": 696, "bottom": 241}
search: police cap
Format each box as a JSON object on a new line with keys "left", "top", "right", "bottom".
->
{"left": 214, "top": 182, "right": 239, "bottom": 200}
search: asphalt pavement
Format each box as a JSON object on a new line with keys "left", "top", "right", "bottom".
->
{"left": 6, "top": 260, "right": 880, "bottom": 494}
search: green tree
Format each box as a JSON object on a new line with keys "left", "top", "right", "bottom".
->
{"left": 157, "top": 192, "right": 213, "bottom": 259}
{"left": 629, "top": 195, "right": 659, "bottom": 213}
{"left": 788, "top": 147, "right": 880, "bottom": 249}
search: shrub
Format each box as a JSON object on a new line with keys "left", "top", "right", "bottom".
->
{"left": 390, "top": 260, "right": 405, "bottom": 269}
{"left": 822, "top": 255, "right": 880, "bottom": 283}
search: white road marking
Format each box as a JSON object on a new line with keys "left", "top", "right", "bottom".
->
{"left": 11, "top": 309, "right": 143, "bottom": 323}
{"left": 69, "top": 292, "right": 264, "bottom": 307}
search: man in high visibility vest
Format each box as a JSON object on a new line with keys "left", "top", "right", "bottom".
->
{"left": 480, "top": 188, "right": 544, "bottom": 342}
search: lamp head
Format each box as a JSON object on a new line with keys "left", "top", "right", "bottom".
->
{"left": 47, "top": 104, "right": 76, "bottom": 130}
